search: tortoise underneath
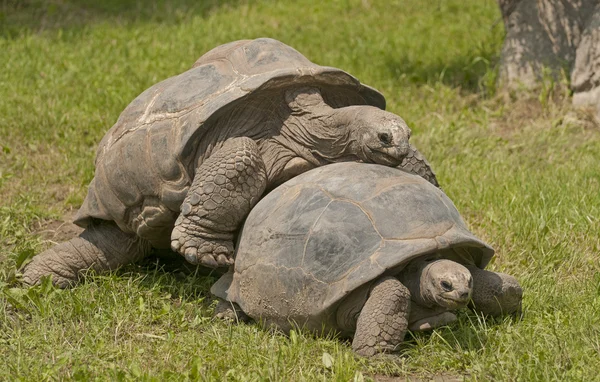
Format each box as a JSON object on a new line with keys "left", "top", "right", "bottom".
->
{"left": 212, "top": 163, "right": 523, "bottom": 357}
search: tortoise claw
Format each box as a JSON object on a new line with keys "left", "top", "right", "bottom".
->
{"left": 184, "top": 251, "right": 199, "bottom": 265}
{"left": 200, "top": 254, "right": 219, "bottom": 268}
{"left": 216, "top": 254, "right": 233, "bottom": 266}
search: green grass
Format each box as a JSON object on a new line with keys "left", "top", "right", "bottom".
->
{"left": 1, "top": 0, "right": 599, "bottom": 380}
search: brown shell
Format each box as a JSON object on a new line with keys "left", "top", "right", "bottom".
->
{"left": 213, "top": 163, "right": 494, "bottom": 333}
{"left": 74, "top": 38, "right": 386, "bottom": 244}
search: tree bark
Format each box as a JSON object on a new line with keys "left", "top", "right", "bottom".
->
{"left": 571, "top": 4, "right": 600, "bottom": 115}
{"left": 498, "top": 0, "right": 600, "bottom": 115}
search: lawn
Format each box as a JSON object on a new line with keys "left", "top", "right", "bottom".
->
{"left": 1, "top": 0, "right": 599, "bottom": 380}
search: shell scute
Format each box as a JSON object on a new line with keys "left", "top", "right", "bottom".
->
{"left": 303, "top": 200, "right": 382, "bottom": 281}
{"left": 234, "top": 184, "right": 333, "bottom": 273}
{"left": 152, "top": 63, "right": 235, "bottom": 116}
{"left": 362, "top": 182, "right": 457, "bottom": 240}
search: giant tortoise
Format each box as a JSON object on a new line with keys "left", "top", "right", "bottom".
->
{"left": 212, "top": 162, "right": 523, "bottom": 357}
{"left": 22, "top": 38, "right": 438, "bottom": 287}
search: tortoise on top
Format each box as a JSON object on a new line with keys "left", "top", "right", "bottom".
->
{"left": 22, "top": 38, "right": 437, "bottom": 287}
{"left": 212, "top": 163, "right": 523, "bottom": 357}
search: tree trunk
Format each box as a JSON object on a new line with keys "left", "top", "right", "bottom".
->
{"left": 571, "top": 4, "right": 600, "bottom": 116}
{"left": 498, "top": 0, "right": 600, "bottom": 115}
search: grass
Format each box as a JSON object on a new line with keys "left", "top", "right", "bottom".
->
{"left": 1, "top": 0, "right": 599, "bottom": 380}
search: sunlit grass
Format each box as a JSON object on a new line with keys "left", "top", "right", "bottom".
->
{"left": 1, "top": 0, "right": 599, "bottom": 380}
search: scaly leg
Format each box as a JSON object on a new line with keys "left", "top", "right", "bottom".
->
{"left": 352, "top": 277, "right": 411, "bottom": 357}
{"left": 22, "top": 221, "right": 151, "bottom": 288}
{"left": 171, "top": 137, "right": 267, "bottom": 268}
{"left": 408, "top": 304, "right": 458, "bottom": 331}
{"left": 467, "top": 265, "right": 523, "bottom": 317}
{"left": 214, "top": 299, "right": 251, "bottom": 323}
{"left": 397, "top": 144, "right": 439, "bottom": 187}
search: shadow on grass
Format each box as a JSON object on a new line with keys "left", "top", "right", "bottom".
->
{"left": 1, "top": 0, "right": 241, "bottom": 38}
{"left": 114, "top": 250, "right": 225, "bottom": 300}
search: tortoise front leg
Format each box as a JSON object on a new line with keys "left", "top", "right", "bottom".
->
{"left": 408, "top": 304, "right": 458, "bottom": 331}
{"left": 352, "top": 277, "right": 411, "bottom": 357}
{"left": 171, "top": 137, "right": 267, "bottom": 268}
{"left": 397, "top": 144, "right": 439, "bottom": 187}
{"left": 466, "top": 265, "right": 523, "bottom": 317}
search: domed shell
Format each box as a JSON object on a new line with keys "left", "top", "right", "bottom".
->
{"left": 214, "top": 162, "right": 494, "bottom": 332}
{"left": 74, "top": 38, "right": 385, "bottom": 238}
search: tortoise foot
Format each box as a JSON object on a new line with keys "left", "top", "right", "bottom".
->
{"left": 171, "top": 228, "right": 234, "bottom": 268}
{"left": 352, "top": 277, "right": 410, "bottom": 357}
{"left": 466, "top": 266, "right": 523, "bottom": 317}
{"left": 409, "top": 312, "right": 457, "bottom": 331}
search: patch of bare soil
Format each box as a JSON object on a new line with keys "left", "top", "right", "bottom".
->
{"left": 489, "top": 87, "right": 599, "bottom": 139}
{"left": 561, "top": 107, "right": 600, "bottom": 131}
{"left": 32, "top": 208, "right": 84, "bottom": 245}
{"left": 489, "top": 95, "right": 545, "bottom": 138}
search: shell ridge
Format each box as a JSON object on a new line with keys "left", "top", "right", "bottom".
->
{"left": 109, "top": 59, "right": 245, "bottom": 148}
{"left": 353, "top": 200, "right": 384, "bottom": 240}
{"left": 301, "top": 198, "right": 334, "bottom": 267}
{"left": 381, "top": 221, "right": 457, "bottom": 242}
{"left": 360, "top": 179, "right": 425, "bottom": 204}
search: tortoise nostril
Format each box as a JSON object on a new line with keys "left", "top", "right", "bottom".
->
{"left": 460, "top": 291, "right": 470, "bottom": 300}
{"left": 378, "top": 132, "right": 392, "bottom": 145}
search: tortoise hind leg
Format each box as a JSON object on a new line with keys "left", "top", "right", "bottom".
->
{"left": 352, "top": 277, "right": 411, "bottom": 357}
{"left": 214, "top": 299, "right": 251, "bottom": 323}
{"left": 22, "top": 221, "right": 151, "bottom": 288}
{"left": 171, "top": 137, "right": 267, "bottom": 268}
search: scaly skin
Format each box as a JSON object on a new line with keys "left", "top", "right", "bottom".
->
{"left": 170, "top": 137, "right": 267, "bottom": 267}
{"left": 467, "top": 265, "right": 523, "bottom": 316}
{"left": 22, "top": 221, "right": 151, "bottom": 288}
{"left": 352, "top": 277, "right": 411, "bottom": 357}
{"left": 398, "top": 144, "right": 439, "bottom": 187}
{"left": 214, "top": 299, "right": 251, "bottom": 323}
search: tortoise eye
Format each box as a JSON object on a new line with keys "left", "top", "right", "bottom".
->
{"left": 378, "top": 132, "right": 392, "bottom": 144}
{"left": 440, "top": 281, "right": 453, "bottom": 291}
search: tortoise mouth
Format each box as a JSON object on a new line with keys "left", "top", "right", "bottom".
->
{"left": 437, "top": 294, "right": 470, "bottom": 309}
{"left": 363, "top": 146, "right": 407, "bottom": 166}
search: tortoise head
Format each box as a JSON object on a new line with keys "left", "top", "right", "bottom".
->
{"left": 283, "top": 88, "right": 411, "bottom": 166}
{"left": 400, "top": 257, "right": 473, "bottom": 310}
{"left": 339, "top": 106, "right": 411, "bottom": 166}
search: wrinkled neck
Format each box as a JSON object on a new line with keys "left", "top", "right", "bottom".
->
{"left": 257, "top": 139, "right": 296, "bottom": 186}
{"left": 399, "top": 261, "right": 435, "bottom": 308}
{"left": 276, "top": 105, "right": 359, "bottom": 165}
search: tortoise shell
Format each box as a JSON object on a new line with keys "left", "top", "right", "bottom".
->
{"left": 74, "top": 38, "right": 386, "bottom": 247}
{"left": 213, "top": 162, "right": 494, "bottom": 332}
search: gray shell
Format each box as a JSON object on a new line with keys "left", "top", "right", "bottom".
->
{"left": 74, "top": 38, "right": 385, "bottom": 244}
{"left": 213, "top": 162, "right": 494, "bottom": 332}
